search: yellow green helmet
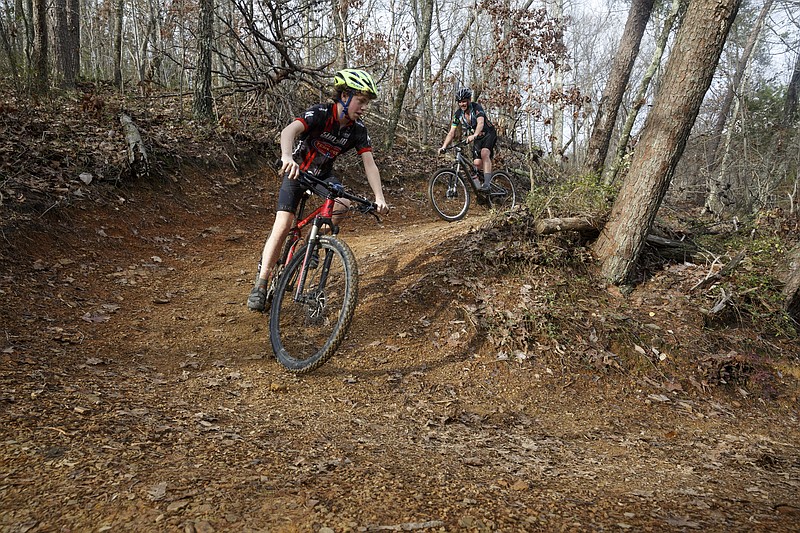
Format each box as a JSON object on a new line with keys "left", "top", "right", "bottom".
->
{"left": 333, "top": 69, "right": 378, "bottom": 99}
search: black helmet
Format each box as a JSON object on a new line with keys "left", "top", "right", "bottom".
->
{"left": 456, "top": 88, "right": 472, "bottom": 102}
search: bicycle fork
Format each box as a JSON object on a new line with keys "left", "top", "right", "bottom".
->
{"left": 293, "top": 224, "right": 334, "bottom": 304}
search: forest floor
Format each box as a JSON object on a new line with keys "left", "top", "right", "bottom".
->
{"left": 1, "top": 87, "right": 799, "bottom": 532}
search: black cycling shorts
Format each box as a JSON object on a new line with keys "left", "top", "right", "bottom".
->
{"left": 276, "top": 173, "right": 341, "bottom": 213}
{"left": 473, "top": 129, "right": 497, "bottom": 159}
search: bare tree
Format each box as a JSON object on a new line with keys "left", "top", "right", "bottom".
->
{"left": 331, "top": 0, "right": 348, "bottom": 70}
{"left": 193, "top": 0, "right": 214, "bottom": 120}
{"left": 583, "top": 0, "right": 655, "bottom": 175}
{"left": 53, "top": 0, "right": 80, "bottom": 88}
{"left": 783, "top": 49, "right": 800, "bottom": 126}
{"left": 604, "top": 0, "right": 686, "bottom": 186}
{"left": 113, "top": 0, "right": 123, "bottom": 89}
{"left": 592, "top": 0, "right": 742, "bottom": 285}
{"left": 705, "top": 0, "right": 774, "bottom": 175}
{"left": 31, "top": 0, "right": 47, "bottom": 94}
{"left": 385, "top": 0, "right": 434, "bottom": 148}
{"left": 549, "top": 0, "right": 565, "bottom": 159}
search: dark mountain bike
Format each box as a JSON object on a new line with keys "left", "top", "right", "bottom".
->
{"left": 262, "top": 171, "right": 379, "bottom": 373}
{"left": 429, "top": 141, "right": 516, "bottom": 222}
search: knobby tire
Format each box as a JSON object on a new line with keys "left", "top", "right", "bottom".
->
{"left": 269, "top": 236, "right": 359, "bottom": 373}
{"left": 429, "top": 169, "right": 471, "bottom": 222}
{"left": 487, "top": 171, "right": 516, "bottom": 212}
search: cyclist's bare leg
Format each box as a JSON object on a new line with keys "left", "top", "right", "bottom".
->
{"left": 257, "top": 211, "right": 295, "bottom": 281}
{"left": 479, "top": 148, "right": 493, "bottom": 189}
{"left": 332, "top": 198, "right": 351, "bottom": 226}
{"left": 249, "top": 210, "right": 294, "bottom": 311}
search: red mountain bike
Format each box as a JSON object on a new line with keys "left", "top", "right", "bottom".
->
{"left": 262, "top": 171, "right": 379, "bottom": 373}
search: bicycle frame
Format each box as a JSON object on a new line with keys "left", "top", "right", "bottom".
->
{"left": 276, "top": 173, "right": 376, "bottom": 307}
{"left": 281, "top": 194, "right": 339, "bottom": 304}
{"left": 451, "top": 144, "right": 483, "bottom": 193}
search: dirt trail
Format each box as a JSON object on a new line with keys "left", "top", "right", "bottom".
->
{"left": 1, "top": 172, "right": 799, "bottom": 532}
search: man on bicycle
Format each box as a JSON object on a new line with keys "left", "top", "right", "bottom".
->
{"left": 248, "top": 68, "right": 390, "bottom": 312}
{"left": 438, "top": 87, "right": 498, "bottom": 191}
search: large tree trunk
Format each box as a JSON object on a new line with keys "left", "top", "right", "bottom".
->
{"left": 592, "top": 0, "right": 742, "bottom": 285}
{"left": 385, "top": 0, "right": 433, "bottom": 149}
{"left": 583, "top": 0, "right": 655, "bottom": 175}
{"left": 53, "top": 0, "right": 80, "bottom": 88}
{"left": 193, "top": 0, "right": 214, "bottom": 120}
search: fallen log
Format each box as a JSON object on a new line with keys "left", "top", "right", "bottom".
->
{"left": 533, "top": 217, "right": 697, "bottom": 262}
{"left": 120, "top": 113, "right": 149, "bottom": 177}
{"left": 534, "top": 217, "right": 600, "bottom": 236}
{"left": 644, "top": 234, "right": 697, "bottom": 262}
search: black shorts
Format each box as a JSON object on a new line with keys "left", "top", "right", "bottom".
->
{"left": 276, "top": 173, "right": 341, "bottom": 213}
{"left": 473, "top": 130, "right": 497, "bottom": 159}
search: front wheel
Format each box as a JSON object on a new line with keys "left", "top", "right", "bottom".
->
{"left": 269, "top": 236, "right": 358, "bottom": 373}
{"left": 428, "top": 169, "right": 471, "bottom": 222}
{"left": 486, "top": 171, "right": 516, "bottom": 212}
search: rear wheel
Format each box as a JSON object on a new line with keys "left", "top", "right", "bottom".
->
{"left": 428, "top": 169, "right": 471, "bottom": 222}
{"left": 269, "top": 236, "right": 358, "bottom": 373}
{"left": 486, "top": 171, "right": 516, "bottom": 213}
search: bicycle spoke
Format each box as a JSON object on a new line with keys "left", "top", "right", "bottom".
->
{"left": 270, "top": 237, "right": 358, "bottom": 373}
{"left": 429, "top": 169, "right": 470, "bottom": 222}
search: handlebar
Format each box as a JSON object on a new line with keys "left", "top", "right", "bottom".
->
{"left": 437, "top": 140, "right": 472, "bottom": 153}
{"left": 439, "top": 140, "right": 471, "bottom": 154}
{"left": 296, "top": 170, "right": 381, "bottom": 222}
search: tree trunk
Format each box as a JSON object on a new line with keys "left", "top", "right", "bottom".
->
{"left": 0, "top": 15, "right": 20, "bottom": 87}
{"left": 53, "top": 0, "right": 80, "bottom": 88}
{"left": 592, "top": 0, "right": 742, "bottom": 286}
{"left": 549, "top": 0, "right": 565, "bottom": 160}
{"left": 385, "top": 0, "right": 433, "bottom": 149}
{"left": 113, "top": 0, "right": 124, "bottom": 90}
{"left": 584, "top": 0, "right": 655, "bottom": 175}
{"left": 193, "top": 0, "right": 214, "bottom": 120}
{"left": 783, "top": 49, "right": 800, "bottom": 127}
{"left": 432, "top": 7, "right": 482, "bottom": 86}
{"left": 604, "top": 0, "right": 685, "bottom": 185}
{"left": 31, "top": 0, "right": 47, "bottom": 94}
{"left": 66, "top": 0, "right": 80, "bottom": 83}
{"left": 784, "top": 244, "right": 800, "bottom": 323}
{"left": 120, "top": 113, "right": 149, "bottom": 177}
{"left": 704, "top": 0, "right": 774, "bottom": 174}
{"left": 331, "top": 0, "right": 347, "bottom": 70}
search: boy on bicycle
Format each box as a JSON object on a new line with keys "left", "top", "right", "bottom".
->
{"left": 248, "top": 69, "right": 390, "bottom": 312}
{"left": 438, "top": 87, "right": 498, "bottom": 191}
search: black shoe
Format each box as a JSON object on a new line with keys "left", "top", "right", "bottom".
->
{"left": 480, "top": 183, "right": 491, "bottom": 192}
{"left": 247, "top": 284, "right": 267, "bottom": 312}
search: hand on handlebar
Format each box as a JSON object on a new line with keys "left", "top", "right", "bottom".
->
{"left": 280, "top": 156, "right": 299, "bottom": 180}
{"left": 438, "top": 146, "right": 446, "bottom": 155}
{"left": 374, "top": 199, "right": 389, "bottom": 216}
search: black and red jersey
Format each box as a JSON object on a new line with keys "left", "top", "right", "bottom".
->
{"left": 292, "top": 103, "right": 373, "bottom": 177}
